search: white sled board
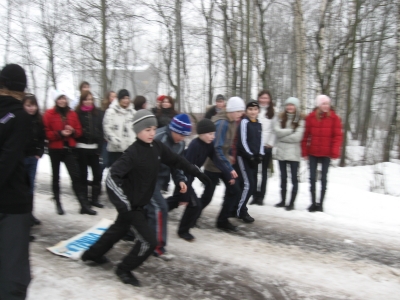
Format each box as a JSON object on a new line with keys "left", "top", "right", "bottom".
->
{"left": 47, "top": 218, "right": 113, "bottom": 260}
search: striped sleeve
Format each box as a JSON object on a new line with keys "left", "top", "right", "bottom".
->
{"left": 240, "top": 119, "right": 253, "bottom": 155}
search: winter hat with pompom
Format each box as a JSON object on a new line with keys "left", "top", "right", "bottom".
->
{"left": 169, "top": 113, "right": 192, "bottom": 136}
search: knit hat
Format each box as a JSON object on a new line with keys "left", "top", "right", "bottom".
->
{"left": 118, "top": 89, "right": 130, "bottom": 100}
{"left": 215, "top": 94, "right": 225, "bottom": 102}
{"left": 169, "top": 114, "right": 192, "bottom": 136}
{"left": 0, "top": 64, "right": 27, "bottom": 92}
{"left": 226, "top": 96, "right": 245, "bottom": 112}
{"left": 246, "top": 100, "right": 259, "bottom": 110}
{"left": 284, "top": 97, "right": 300, "bottom": 123}
{"left": 157, "top": 95, "right": 166, "bottom": 102}
{"left": 197, "top": 118, "right": 216, "bottom": 134}
{"left": 132, "top": 109, "right": 158, "bottom": 134}
{"left": 315, "top": 95, "right": 330, "bottom": 107}
{"left": 284, "top": 97, "right": 300, "bottom": 108}
{"left": 53, "top": 91, "right": 67, "bottom": 102}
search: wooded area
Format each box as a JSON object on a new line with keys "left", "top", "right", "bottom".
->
{"left": 0, "top": 0, "right": 399, "bottom": 165}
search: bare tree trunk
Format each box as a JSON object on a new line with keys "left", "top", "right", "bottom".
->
{"left": 101, "top": 0, "right": 108, "bottom": 99}
{"left": 244, "top": 0, "right": 251, "bottom": 101}
{"left": 386, "top": 1, "right": 400, "bottom": 161}
{"left": 3, "top": 0, "right": 12, "bottom": 64}
{"left": 340, "top": 0, "right": 361, "bottom": 167}
{"left": 201, "top": 0, "right": 214, "bottom": 105}
{"left": 316, "top": 0, "right": 330, "bottom": 94}
{"left": 293, "top": 0, "right": 307, "bottom": 110}
{"left": 175, "top": 0, "right": 182, "bottom": 111}
{"left": 254, "top": 0, "right": 272, "bottom": 90}
{"left": 361, "top": 19, "right": 387, "bottom": 147}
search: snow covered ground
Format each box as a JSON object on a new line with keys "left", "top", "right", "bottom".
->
{"left": 26, "top": 155, "right": 400, "bottom": 299}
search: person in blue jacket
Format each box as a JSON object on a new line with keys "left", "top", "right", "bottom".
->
{"left": 167, "top": 118, "right": 231, "bottom": 241}
{"left": 147, "top": 114, "right": 192, "bottom": 260}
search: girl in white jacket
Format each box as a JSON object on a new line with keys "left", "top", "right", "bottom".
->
{"left": 103, "top": 89, "right": 136, "bottom": 167}
{"left": 274, "top": 97, "right": 305, "bottom": 210}
{"left": 251, "top": 90, "right": 277, "bottom": 205}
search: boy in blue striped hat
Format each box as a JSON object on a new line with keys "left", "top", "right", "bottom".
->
{"left": 146, "top": 113, "right": 192, "bottom": 261}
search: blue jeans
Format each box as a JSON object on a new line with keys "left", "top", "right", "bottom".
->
{"left": 309, "top": 156, "right": 330, "bottom": 193}
{"left": 23, "top": 156, "right": 39, "bottom": 195}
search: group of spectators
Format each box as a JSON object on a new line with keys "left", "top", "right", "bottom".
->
{"left": 0, "top": 62, "right": 342, "bottom": 296}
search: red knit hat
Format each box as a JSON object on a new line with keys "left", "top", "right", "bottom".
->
{"left": 157, "top": 95, "right": 166, "bottom": 102}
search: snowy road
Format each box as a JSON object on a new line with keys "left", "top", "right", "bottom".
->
{"left": 27, "top": 168, "right": 400, "bottom": 300}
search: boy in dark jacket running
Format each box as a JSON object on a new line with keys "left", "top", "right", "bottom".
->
{"left": 167, "top": 118, "right": 232, "bottom": 241}
{"left": 147, "top": 114, "right": 192, "bottom": 260}
{"left": 235, "top": 101, "right": 264, "bottom": 223}
{"left": 81, "top": 110, "right": 210, "bottom": 287}
{"left": 199, "top": 96, "right": 244, "bottom": 232}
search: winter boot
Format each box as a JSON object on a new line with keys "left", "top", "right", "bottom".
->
{"left": 308, "top": 191, "right": 317, "bottom": 212}
{"left": 54, "top": 194, "right": 64, "bottom": 215}
{"left": 216, "top": 220, "right": 238, "bottom": 232}
{"left": 81, "top": 250, "right": 109, "bottom": 264}
{"left": 115, "top": 266, "right": 141, "bottom": 287}
{"left": 275, "top": 190, "right": 286, "bottom": 207}
{"left": 249, "top": 196, "right": 259, "bottom": 205}
{"left": 238, "top": 212, "right": 255, "bottom": 223}
{"left": 91, "top": 185, "right": 104, "bottom": 208}
{"left": 78, "top": 193, "right": 97, "bottom": 215}
{"left": 316, "top": 190, "right": 326, "bottom": 212}
{"left": 286, "top": 190, "right": 297, "bottom": 211}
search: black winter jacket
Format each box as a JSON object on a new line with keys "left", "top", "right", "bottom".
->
{"left": 236, "top": 117, "right": 264, "bottom": 160}
{"left": 76, "top": 108, "right": 104, "bottom": 153}
{"left": 0, "top": 94, "right": 32, "bottom": 214}
{"left": 24, "top": 115, "right": 45, "bottom": 157}
{"left": 156, "top": 108, "right": 177, "bottom": 128}
{"left": 204, "top": 106, "right": 218, "bottom": 120}
{"left": 181, "top": 137, "right": 231, "bottom": 202}
{"left": 106, "top": 138, "right": 201, "bottom": 213}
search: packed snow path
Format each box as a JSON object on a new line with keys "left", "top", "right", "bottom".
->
{"left": 27, "top": 159, "right": 400, "bottom": 299}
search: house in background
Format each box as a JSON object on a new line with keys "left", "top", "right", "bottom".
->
{"left": 73, "top": 66, "right": 159, "bottom": 107}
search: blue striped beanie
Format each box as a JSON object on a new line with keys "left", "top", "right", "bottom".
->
{"left": 169, "top": 114, "right": 192, "bottom": 136}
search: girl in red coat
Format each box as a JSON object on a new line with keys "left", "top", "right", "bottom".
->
{"left": 43, "top": 93, "right": 96, "bottom": 215}
{"left": 301, "top": 95, "right": 342, "bottom": 212}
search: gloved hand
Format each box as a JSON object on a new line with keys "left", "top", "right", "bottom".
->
{"left": 196, "top": 172, "right": 212, "bottom": 186}
{"left": 249, "top": 156, "right": 259, "bottom": 169}
{"left": 255, "top": 155, "right": 264, "bottom": 164}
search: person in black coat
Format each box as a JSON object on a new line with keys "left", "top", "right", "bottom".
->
{"left": 204, "top": 94, "right": 226, "bottom": 119}
{"left": 81, "top": 110, "right": 211, "bottom": 287}
{"left": 75, "top": 91, "right": 104, "bottom": 208}
{"left": 167, "top": 118, "right": 232, "bottom": 241}
{"left": 0, "top": 64, "right": 32, "bottom": 300}
{"left": 22, "top": 94, "right": 45, "bottom": 226}
{"left": 155, "top": 95, "right": 178, "bottom": 128}
{"left": 234, "top": 101, "right": 264, "bottom": 223}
